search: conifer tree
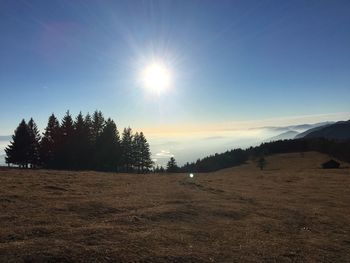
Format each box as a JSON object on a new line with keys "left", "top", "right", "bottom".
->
{"left": 61, "top": 111, "right": 74, "bottom": 138}
{"left": 92, "top": 110, "right": 105, "bottom": 142}
{"left": 74, "top": 112, "right": 85, "bottom": 135}
{"left": 95, "top": 118, "right": 120, "bottom": 171}
{"left": 5, "top": 119, "right": 31, "bottom": 167}
{"left": 27, "top": 118, "right": 41, "bottom": 167}
{"left": 132, "top": 132, "right": 141, "bottom": 172}
{"left": 73, "top": 112, "right": 86, "bottom": 169}
{"left": 166, "top": 157, "right": 179, "bottom": 173}
{"left": 83, "top": 113, "right": 94, "bottom": 169}
{"left": 40, "top": 114, "right": 60, "bottom": 168}
{"left": 257, "top": 156, "right": 267, "bottom": 170}
{"left": 121, "top": 127, "right": 133, "bottom": 172}
{"left": 59, "top": 111, "right": 74, "bottom": 168}
{"left": 139, "top": 132, "right": 153, "bottom": 173}
{"left": 84, "top": 113, "right": 94, "bottom": 144}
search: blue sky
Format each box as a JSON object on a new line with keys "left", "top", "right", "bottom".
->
{"left": 0, "top": 0, "right": 350, "bottom": 137}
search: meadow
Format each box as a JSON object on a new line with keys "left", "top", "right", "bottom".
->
{"left": 0, "top": 152, "right": 349, "bottom": 262}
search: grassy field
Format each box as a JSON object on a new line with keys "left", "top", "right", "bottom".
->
{"left": 0, "top": 152, "right": 349, "bottom": 262}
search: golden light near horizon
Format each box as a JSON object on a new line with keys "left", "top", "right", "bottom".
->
{"left": 141, "top": 61, "right": 172, "bottom": 94}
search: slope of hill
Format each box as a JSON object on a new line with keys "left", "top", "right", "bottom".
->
{"left": 303, "top": 120, "right": 350, "bottom": 140}
{"left": 264, "top": 122, "right": 334, "bottom": 133}
{"left": 0, "top": 152, "right": 349, "bottom": 262}
{"left": 265, "top": 130, "right": 299, "bottom": 142}
{"left": 295, "top": 123, "right": 333, "bottom": 138}
{"left": 288, "top": 121, "right": 334, "bottom": 131}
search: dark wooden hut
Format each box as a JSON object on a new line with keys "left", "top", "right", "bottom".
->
{"left": 322, "top": 159, "right": 340, "bottom": 169}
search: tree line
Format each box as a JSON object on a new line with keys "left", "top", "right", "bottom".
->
{"left": 5, "top": 110, "right": 153, "bottom": 172}
{"left": 168, "top": 138, "right": 350, "bottom": 173}
{"left": 179, "top": 149, "right": 248, "bottom": 173}
{"left": 6, "top": 115, "right": 350, "bottom": 173}
{"left": 246, "top": 137, "right": 350, "bottom": 163}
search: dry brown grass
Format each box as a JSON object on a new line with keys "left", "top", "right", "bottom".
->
{"left": 0, "top": 152, "right": 350, "bottom": 262}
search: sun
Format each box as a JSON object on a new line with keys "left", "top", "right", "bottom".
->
{"left": 141, "top": 61, "right": 171, "bottom": 93}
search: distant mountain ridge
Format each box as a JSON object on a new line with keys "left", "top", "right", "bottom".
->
{"left": 295, "top": 123, "right": 333, "bottom": 139}
{"left": 262, "top": 121, "right": 336, "bottom": 142}
{"left": 265, "top": 130, "right": 299, "bottom": 142}
{"left": 288, "top": 122, "right": 334, "bottom": 131}
{"left": 262, "top": 121, "right": 334, "bottom": 133}
{"left": 302, "top": 120, "right": 350, "bottom": 140}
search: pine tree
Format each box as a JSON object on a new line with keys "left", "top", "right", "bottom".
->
{"left": 95, "top": 118, "right": 120, "bottom": 171}
{"left": 132, "top": 132, "right": 142, "bottom": 172}
{"left": 40, "top": 114, "right": 60, "bottom": 168}
{"left": 166, "top": 157, "right": 179, "bottom": 173}
{"left": 27, "top": 118, "right": 41, "bottom": 167}
{"left": 61, "top": 111, "right": 74, "bottom": 138}
{"left": 121, "top": 127, "right": 133, "bottom": 172}
{"left": 74, "top": 112, "right": 85, "bottom": 135}
{"left": 59, "top": 111, "right": 74, "bottom": 169}
{"left": 139, "top": 132, "right": 153, "bottom": 173}
{"left": 84, "top": 113, "right": 94, "bottom": 145}
{"left": 72, "top": 112, "right": 86, "bottom": 169}
{"left": 83, "top": 113, "right": 94, "bottom": 168}
{"left": 257, "top": 156, "right": 267, "bottom": 170}
{"left": 92, "top": 110, "right": 105, "bottom": 142}
{"left": 5, "top": 119, "right": 31, "bottom": 167}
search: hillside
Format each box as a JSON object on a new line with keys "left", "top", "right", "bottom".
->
{"left": 295, "top": 123, "right": 333, "bottom": 138}
{"left": 303, "top": 120, "right": 350, "bottom": 140}
{"left": 0, "top": 152, "right": 349, "bottom": 262}
{"left": 265, "top": 130, "right": 299, "bottom": 142}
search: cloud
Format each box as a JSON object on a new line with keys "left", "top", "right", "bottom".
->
{"left": 154, "top": 150, "right": 174, "bottom": 159}
{"left": 203, "top": 136, "right": 226, "bottom": 140}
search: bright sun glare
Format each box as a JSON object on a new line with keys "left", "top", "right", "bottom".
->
{"left": 141, "top": 62, "right": 171, "bottom": 94}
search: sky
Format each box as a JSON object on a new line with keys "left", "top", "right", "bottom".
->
{"left": 0, "top": 0, "right": 350, "bottom": 164}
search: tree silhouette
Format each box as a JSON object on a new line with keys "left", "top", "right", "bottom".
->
{"left": 121, "top": 127, "right": 133, "bottom": 172}
{"left": 59, "top": 111, "right": 74, "bottom": 168}
{"left": 5, "top": 119, "right": 31, "bottom": 167}
{"left": 4, "top": 110, "right": 157, "bottom": 172}
{"left": 167, "top": 157, "right": 179, "bottom": 173}
{"left": 82, "top": 113, "right": 94, "bottom": 169}
{"left": 180, "top": 149, "right": 247, "bottom": 173}
{"left": 94, "top": 118, "right": 120, "bottom": 171}
{"left": 84, "top": 113, "right": 94, "bottom": 144}
{"left": 72, "top": 112, "right": 86, "bottom": 169}
{"left": 92, "top": 110, "right": 105, "bottom": 142}
{"left": 5, "top": 111, "right": 350, "bottom": 173}
{"left": 132, "top": 132, "right": 142, "bottom": 172}
{"left": 132, "top": 132, "right": 153, "bottom": 173}
{"left": 27, "top": 118, "right": 41, "bottom": 168}
{"left": 40, "top": 114, "right": 60, "bottom": 168}
{"left": 257, "top": 156, "right": 267, "bottom": 170}
{"left": 139, "top": 132, "right": 153, "bottom": 172}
